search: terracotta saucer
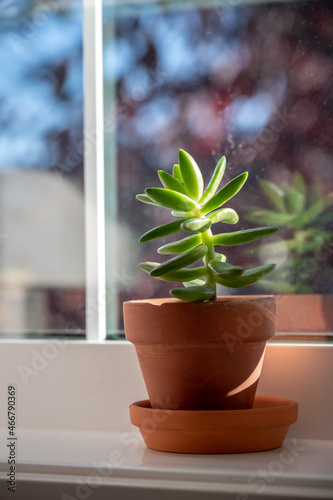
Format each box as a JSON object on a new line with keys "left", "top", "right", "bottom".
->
{"left": 129, "top": 395, "right": 298, "bottom": 454}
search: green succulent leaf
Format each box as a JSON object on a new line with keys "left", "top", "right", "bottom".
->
{"left": 158, "top": 234, "right": 202, "bottom": 254}
{"left": 136, "top": 194, "right": 160, "bottom": 206}
{"left": 139, "top": 219, "right": 185, "bottom": 243}
{"left": 285, "top": 185, "right": 305, "bottom": 215}
{"left": 158, "top": 170, "right": 186, "bottom": 194}
{"left": 216, "top": 263, "right": 276, "bottom": 288}
{"left": 171, "top": 284, "right": 215, "bottom": 302}
{"left": 139, "top": 262, "right": 205, "bottom": 282}
{"left": 208, "top": 260, "right": 244, "bottom": 279}
{"left": 150, "top": 245, "right": 208, "bottom": 277}
{"left": 146, "top": 188, "right": 198, "bottom": 212}
{"left": 207, "top": 207, "right": 239, "bottom": 225}
{"left": 183, "top": 279, "right": 205, "bottom": 287}
{"left": 245, "top": 210, "right": 295, "bottom": 226}
{"left": 254, "top": 279, "right": 302, "bottom": 294}
{"left": 199, "top": 156, "right": 226, "bottom": 205}
{"left": 258, "top": 179, "right": 286, "bottom": 212}
{"left": 178, "top": 149, "right": 204, "bottom": 202}
{"left": 201, "top": 172, "right": 248, "bottom": 215}
{"left": 289, "top": 199, "right": 326, "bottom": 229}
{"left": 171, "top": 210, "right": 192, "bottom": 218}
{"left": 215, "top": 253, "right": 227, "bottom": 262}
{"left": 292, "top": 171, "right": 306, "bottom": 197}
{"left": 173, "top": 164, "right": 183, "bottom": 183}
{"left": 213, "top": 226, "right": 278, "bottom": 246}
{"left": 180, "top": 217, "right": 212, "bottom": 233}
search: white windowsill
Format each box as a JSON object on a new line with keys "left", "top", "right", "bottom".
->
{"left": 0, "top": 430, "right": 332, "bottom": 499}
{"left": 0, "top": 341, "right": 332, "bottom": 498}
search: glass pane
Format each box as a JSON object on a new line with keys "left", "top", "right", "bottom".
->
{"left": 103, "top": 0, "right": 333, "bottom": 337}
{"left": 0, "top": 1, "right": 85, "bottom": 338}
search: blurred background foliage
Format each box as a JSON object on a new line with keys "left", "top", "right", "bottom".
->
{"left": 246, "top": 173, "right": 333, "bottom": 293}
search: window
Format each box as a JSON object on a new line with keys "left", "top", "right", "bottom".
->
{"left": 0, "top": 0, "right": 85, "bottom": 339}
{"left": 0, "top": 0, "right": 332, "bottom": 340}
{"left": 104, "top": 0, "right": 333, "bottom": 339}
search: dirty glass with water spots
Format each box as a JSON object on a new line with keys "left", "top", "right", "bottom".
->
{"left": 104, "top": 0, "right": 333, "bottom": 336}
{"left": 0, "top": 1, "right": 85, "bottom": 337}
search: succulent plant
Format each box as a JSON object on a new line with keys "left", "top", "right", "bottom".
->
{"left": 245, "top": 172, "right": 333, "bottom": 293}
{"left": 136, "top": 149, "right": 278, "bottom": 302}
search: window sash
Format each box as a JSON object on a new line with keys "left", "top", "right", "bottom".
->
{"left": 90, "top": 0, "right": 332, "bottom": 340}
{"left": 83, "top": 0, "right": 106, "bottom": 340}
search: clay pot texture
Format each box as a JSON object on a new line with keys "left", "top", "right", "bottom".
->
{"left": 124, "top": 295, "right": 276, "bottom": 411}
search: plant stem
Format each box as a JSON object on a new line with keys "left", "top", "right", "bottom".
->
{"left": 201, "top": 228, "right": 216, "bottom": 301}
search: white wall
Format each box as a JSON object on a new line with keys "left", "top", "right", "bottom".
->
{"left": 0, "top": 341, "right": 332, "bottom": 439}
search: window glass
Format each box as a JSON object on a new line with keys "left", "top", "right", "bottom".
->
{"left": 104, "top": 0, "right": 333, "bottom": 338}
{"left": 0, "top": 1, "right": 85, "bottom": 338}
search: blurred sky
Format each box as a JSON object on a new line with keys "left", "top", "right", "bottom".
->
{"left": 0, "top": 2, "right": 83, "bottom": 170}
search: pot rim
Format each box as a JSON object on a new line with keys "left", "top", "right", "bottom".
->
{"left": 124, "top": 295, "right": 275, "bottom": 306}
{"left": 123, "top": 295, "right": 276, "bottom": 345}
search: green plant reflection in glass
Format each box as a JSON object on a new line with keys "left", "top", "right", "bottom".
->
{"left": 245, "top": 172, "right": 333, "bottom": 293}
{"left": 136, "top": 149, "right": 278, "bottom": 302}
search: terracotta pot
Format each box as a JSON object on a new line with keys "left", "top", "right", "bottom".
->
{"left": 276, "top": 294, "right": 333, "bottom": 333}
{"left": 129, "top": 396, "right": 298, "bottom": 454}
{"left": 123, "top": 295, "right": 276, "bottom": 411}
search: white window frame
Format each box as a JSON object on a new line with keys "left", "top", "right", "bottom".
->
{"left": 84, "top": 0, "right": 106, "bottom": 341}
